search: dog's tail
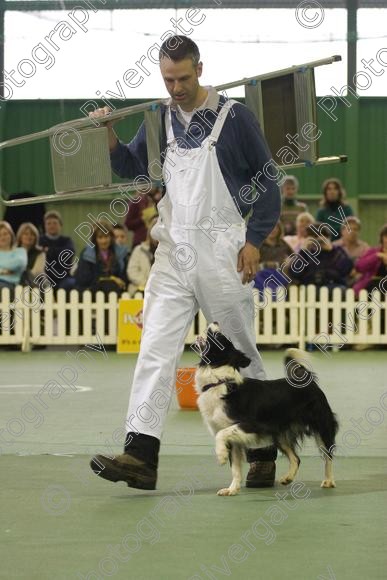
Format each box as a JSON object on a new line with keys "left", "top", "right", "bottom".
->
{"left": 284, "top": 348, "right": 316, "bottom": 388}
{"left": 285, "top": 349, "right": 339, "bottom": 457}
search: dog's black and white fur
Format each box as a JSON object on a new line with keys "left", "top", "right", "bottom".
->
{"left": 195, "top": 323, "right": 339, "bottom": 496}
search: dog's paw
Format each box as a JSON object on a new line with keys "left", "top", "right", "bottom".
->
{"left": 217, "top": 487, "right": 239, "bottom": 496}
{"left": 279, "top": 474, "right": 294, "bottom": 485}
{"left": 321, "top": 479, "right": 336, "bottom": 488}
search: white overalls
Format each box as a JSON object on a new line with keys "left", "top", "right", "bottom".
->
{"left": 125, "top": 100, "right": 266, "bottom": 439}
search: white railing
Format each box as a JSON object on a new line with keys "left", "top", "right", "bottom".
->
{"left": 0, "top": 285, "right": 386, "bottom": 351}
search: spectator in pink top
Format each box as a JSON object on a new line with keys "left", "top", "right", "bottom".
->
{"left": 353, "top": 224, "right": 387, "bottom": 296}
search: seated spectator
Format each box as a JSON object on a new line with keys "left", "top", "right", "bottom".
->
{"left": 333, "top": 216, "right": 369, "bottom": 287}
{"left": 0, "top": 221, "right": 27, "bottom": 290}
{"left": 76, "top": 221, "right": 128, "bottom": 296}
{"left": 127, "top": 216, "right": 158, "bottom": 297}
{"left": 284, "top": 212, "right": 315, "bottom": 253}
{"left": 113, "top": 223, "right": 130, "bottom": 274}
{"left": 113, "top": 224, "right": 129, "bottom": 247}
{"left": 125, "top": 186, "right": 162, "bottom": 248}
{"left": 291, "top": 225, "right": 353, "bottom": 293}
{"left": 280, "top": 176, "right": 308, "bottom": 235}
{"left": 333, "top": 216, "right": 369, "bottom": 261}
{"left": 254, "top": 221, "right": 292, "bottom": 298}
{"left": 39, "top": 210, "right": 76, "bottom": 290}
{"left": 353, "top": 223, "right": 387, "bottom": 296}
{"left": 316, "top": 178, "right": 354, "bottom": 238}
{"left": 16, "top": 222, "right": 46, "bottom": 286}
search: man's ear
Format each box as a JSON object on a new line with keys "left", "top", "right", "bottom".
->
{"left": 196, "top": 61, "right": 203, "bottom": 77}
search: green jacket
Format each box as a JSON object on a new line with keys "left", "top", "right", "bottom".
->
{"left": 316, "top": 203, "right": 354, "bottom": 238}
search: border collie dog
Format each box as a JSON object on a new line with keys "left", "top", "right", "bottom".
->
{"left": 195, "top": 323, "right": 339, "bottom": 496}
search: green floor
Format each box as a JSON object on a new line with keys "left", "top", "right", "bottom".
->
{"left": 0, "top": 349, "right": 386, "bottom": 580}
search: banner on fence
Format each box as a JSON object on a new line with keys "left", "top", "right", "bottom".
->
{"left": 117, "top": 299, "right": 144, "bottom": 353}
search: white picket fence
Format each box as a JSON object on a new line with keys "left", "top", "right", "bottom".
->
{"left": 0, "top": 285, "right": 386, "bottom": 351}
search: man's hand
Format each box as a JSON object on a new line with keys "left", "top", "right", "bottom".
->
{"left": 237, "top": 242, "right": 260, "bottom": 284}
{"left": 89, "top": 105, "right": 114, "bottom": 128}
{"left": 88, "top": 106, "right": 118, "bottom": 151}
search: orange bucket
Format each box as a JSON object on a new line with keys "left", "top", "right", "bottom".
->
{"left": 176, "top": 367, "right": 198, "bottom": 410}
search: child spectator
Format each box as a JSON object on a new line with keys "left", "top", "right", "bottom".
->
{"left": 284, "top": 212, "right": 315, "bottom": 253}
{"left": 127, "top": 216, "right": 159, "bottom": 297}
{"left": 333, "top": 216, "right": 369, "bottom": 261}
{"left": 76, "top": 221, "right": 128, "bottom": 296}
{"left": 254, "top": 221, "right": 292, "bottom": 298}
{"left": 113, "top": 223, "right": 130, "bottom": 274}
{"left": 280, "top": 176, "right": 308, "bottom": 235}
{"left": 316, "top": 178, "right": 354, "bottom": 238}
{"left": 113, "top": 224, "right": 129, "bottom": 247}
{"left": 291, "top": 224, "right": 353, "bottom": 294}
{"left": 16, "top": 222, "right": 46, "bottom": 286}
{"left": 39, "top": 210, "right": 76, "bottom": 290}
{"left": 125, "top": 186, "right": 162, "bottom": 248}
{"left": 353, "top": 223, "right": 387, "bottom": 296}
{"left": 0, "top": 221, "right": 27, "bottom": 290}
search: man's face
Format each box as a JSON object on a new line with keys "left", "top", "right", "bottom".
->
{"left": 160, "top": 57, "right": 202, "bottom": 111}
{"left": 113, "top": 229, "right": 128, "bottom": 246}
{"left": 282, "top": 182, "right": 297, "bottom": 199}
{"left": 45, "top": 218, "right": 61, "bottom": 236}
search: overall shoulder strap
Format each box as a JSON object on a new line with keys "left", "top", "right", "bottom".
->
{"left": 164, "top": 106, "right": 175, "bottom": 145}
{"left": 209, "top": 99, "right": 238, "bottom": 147}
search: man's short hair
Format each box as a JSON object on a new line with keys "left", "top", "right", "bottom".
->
{"left": 159, "top": 35, "right": 200, "bottom": 66}
{"left": 281, "top": 175, "right": 299, "bottom": 190}
{"left": 113, "top": 223, "right": 128, "bottom": 233}
{"left": 44, "top": 210, "right": 62, "bottom": 225}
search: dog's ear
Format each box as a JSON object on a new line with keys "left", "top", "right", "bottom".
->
{"left": 230, "top": 350, "right": 251, "bottom": 369}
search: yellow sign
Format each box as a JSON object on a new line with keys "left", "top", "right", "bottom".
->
{"left": 117, "top": 299, "right": 144, "bottom": 353}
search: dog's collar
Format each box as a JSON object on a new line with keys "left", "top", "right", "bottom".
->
{"left": 202, "top": 380, "right": 228, "bottom": 393}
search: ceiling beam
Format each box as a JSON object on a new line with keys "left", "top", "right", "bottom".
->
{"left": 1, "top": 0, "right": 387, "bottom": 12}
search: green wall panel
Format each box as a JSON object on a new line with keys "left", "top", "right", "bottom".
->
{"left": 1, "top": 97, "right": 386, "bottom": 250}
{"left": 358, "top": 98, "right": 387, "bottom": 194}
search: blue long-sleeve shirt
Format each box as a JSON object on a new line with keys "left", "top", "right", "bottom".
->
{"left": 0, "top": 248, "right": 27, "bottom": 284}
{"left": 110, "top": 88, "right": 281, "bottom": 248}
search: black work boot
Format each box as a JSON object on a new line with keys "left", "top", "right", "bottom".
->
{"left": 90, "top": 432, "right": 160, "bottom": 490}
{"left": 245, "top": 446, "right": 277, "bottom": 488}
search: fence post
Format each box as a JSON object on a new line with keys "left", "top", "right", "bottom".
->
{"left": 299, "top": 285, "right": 306, "bottom": 350}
